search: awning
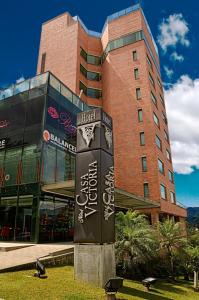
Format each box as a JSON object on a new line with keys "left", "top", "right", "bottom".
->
{"left": 42, "top": 181, "right": 160, "bottom": 209}
{"left": 115, "top": 188, "right": 160, "bottom": 209}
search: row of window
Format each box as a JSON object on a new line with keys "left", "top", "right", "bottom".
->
{"left": 141, "top": 156, "right": 174, "bottom": 183}
{"left": 160, "top": 184, "right": 176, "bottom": 203}
{"left": 151, "top": 91, "right": 165, "bottom": 109}
{"left": 138, "top": 130, "right": 171, "bottom": 161}
{"left": 132, "top": 50, "right": 163, "bottom": 92}
{"left": 155, "top": 134, "right": 171, "bottom": 160}
{"left": 135, "top": 86, "right": 165, "bottom": 110}
{"left": 133, "top": 49, "right": 174, "bottom": 204}
{"left": 80, "top": 64, "right": 101, "bottom": 81}
{"left": 79, "top": 81, "right": 102, "bottom": 99}
{"left": 143, "top": 182, "right": 175, "bottom": 203}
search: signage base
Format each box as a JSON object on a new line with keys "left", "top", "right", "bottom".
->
{"left": 74, "top": 243, "right": 116, "bottom": 288}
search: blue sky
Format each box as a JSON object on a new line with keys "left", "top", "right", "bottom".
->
{"left": 0, "top": 0, "right": 199, "bottom": 207}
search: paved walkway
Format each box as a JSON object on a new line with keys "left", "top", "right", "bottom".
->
{"left": 0, "top": 242, "right": 74, "bottom": 271}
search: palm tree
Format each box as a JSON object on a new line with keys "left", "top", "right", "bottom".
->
{"left": 115, "top": 210, "right": 158, "bottom": 274}
{"left": 159, "top": 219, "right": 186, "bottom": 279}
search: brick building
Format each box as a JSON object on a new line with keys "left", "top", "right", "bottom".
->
{"left": 37, "top": 4, "right": 187, "bottom": 224}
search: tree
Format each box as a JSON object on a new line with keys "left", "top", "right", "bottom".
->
{"left": 115, "top": 210, "right": 158, "bottom": 276}
{"left": 159, "top": 219, "right": 186, "bottom": 279}
{"left": 177, "top": 228, "right": 199, "bottom": 280}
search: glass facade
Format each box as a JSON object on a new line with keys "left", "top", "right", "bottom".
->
{"left": 0, "top": 72, "right": 88, "bottom": 242}
{"left": 39, "top": 195, "right": 74, "bottom": 242}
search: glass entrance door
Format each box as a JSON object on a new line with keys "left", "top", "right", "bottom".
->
{"left": 39, "top": 195, "right": 74, "bottom": 242}
{"left": 16, "top": 196, "right": 33, "bottom": 241}
{"left": 0, "top": 197, "right": 17, "bottom": 241}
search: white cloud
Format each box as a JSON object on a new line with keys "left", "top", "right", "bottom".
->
{"left": 158, "top": 14, "right": 190, "bottom": 52}
{"left": 171, "top": 52, "right": 184, "bottom": 62}
{"left": 165, "top": 75, "right": 199, "bottom": 174}
{"left": 164, "top": 66, "right": 174, "bottom": 79}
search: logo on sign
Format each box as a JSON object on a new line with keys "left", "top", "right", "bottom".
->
{"left": 5, "top": 174, "right": 10, "bottom": 181}
{"left": 43, "top": 130, "right": 51, "bottom": 142}
{"left": 79, "top": 123, "right": 97, "bottom": 147}
{"left": 0, "top": 120, "right": 9, "bottom": 129}
{"left": 47, "top": 106, "right": 76, "bottom": 136}
{"left": 0, "top": 139, "right": 6, "bottom": 149}
{"left": 43, "top": 130, "right": 76, "bottom": 154}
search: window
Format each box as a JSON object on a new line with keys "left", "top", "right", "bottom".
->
{"left": 170, "top": 191, "right": 176, "bottom": 203}
{"left": 87, "top": 70, "right": 101, "bottom": 81}
{"left": 147, "top": 54, "right": 153, "bottom": 69}
{"left": 79, "top": 81, "right": 102, "bottom": 99}
{"left": 153, "top": 113, "right": 160, "bottom": 127}
{"left": 4, "top": 148, "right": 22, "bottom": 186}
{"left": 151, "top": 92, "right": 157, "bottom": 107}
{"left": 79, "top": 81, "right": 87, "bottom": 95}
{"left": 160, "top": 184, "right": 167, "bottom": 199}
{"left": 158, "top": 159, "right": 164, "bottom": 174}
{"left": 160, "top": 94, "right": 165, "bottom": 106}
{"left": 80, "top": 48, "right": 101, "bottom": 65}
{"left": 133, "top": 50, "right": 138, "bottom": 61}
{"left": 80, "top": 64, "right": 87, "bottom": 77}
{"left": 141, "top": 156, "right": 147, "bottom": 172}
{"left": 168, "top": 170, "right": 174, "bottom": 183}
{"left": 155, "top": 135, "right": 162, "bottom": 150}
{"left": 162, "top": 112, "right": 167, "bottom": 124}
{"left": 103, "top": 30, "right": 143, "bottom": 60}
{"left": 87, "top": 54, "right": 101, "bottom": 65}
{"left": 144, "top": 183, "right": 149, "bottom": 197}
{"left": 166, "top": 149, "right": 171, "bottom": 161}
{"left": 134, "top": 68, "right": 139, "bottom": 79}
{"left": 40, "top": 53, "right": 46, "bottom": 73}
{"left": 22, "top": 145, "right": 40, "bottom": 184}
{"left": 149, "top": 72, "right": 155, "bottom": 88}
{"left": 138, "top": 109, "right": 143, "bottom": 122}
{"left": 136, "top": 88, "right": 141, "bottom": 100}
{"left": 157, "top": 78, "right": 163, "bottom": 90}
{"left": 140, "top": 132, "right": 145, "bottom": 145}
{"left": 87, "top": 87, "right": 102, "bottom": 99}
{"left": 164, "top": 130, "right": 169, "bottom": 142}
{"left": 80, "top": 64, "right": 101, "bottom": 81}
{"left": 80, "top": 47, "right": 87, "bottom": 61}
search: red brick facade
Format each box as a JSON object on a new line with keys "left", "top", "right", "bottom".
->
{"left": 37, "top": 6, "right": 187, "bottom": 223}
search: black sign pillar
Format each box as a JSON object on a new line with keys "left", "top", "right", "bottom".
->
{"left": 74, "top": 108, "right": 116, "bottom": 287}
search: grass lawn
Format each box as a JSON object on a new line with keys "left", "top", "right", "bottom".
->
{"left": 0, "top": 266, "right": 199, "bottom": 300}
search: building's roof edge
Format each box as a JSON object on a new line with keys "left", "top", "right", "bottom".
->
{"left": 42, "top": 12, "right": 69, "bottom": 26}
{"left": 102, "top": 4, "right": 141, "bottom": 34}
